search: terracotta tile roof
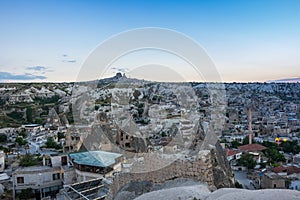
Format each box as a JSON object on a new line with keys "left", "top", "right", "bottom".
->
{"left": 273, "top": 165, "right": 300, "bottom": 175}
{"left": 238, "top": 144, "right": 266, "bottom": 152}
{"left": 272, "top": 166, "right": 285, "bottom": 173}
{"left": 225, "top": 149, "right": 241, "bottom": 157}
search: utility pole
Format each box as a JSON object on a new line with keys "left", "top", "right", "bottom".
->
{"left": 39, "top": 173, "right": 42, "bottom": 200}
{"left": 248, "top": 108, "right": 253, "bottom": 145}
{"left": 12, "top": 173, "right": 15, "bottom": 200}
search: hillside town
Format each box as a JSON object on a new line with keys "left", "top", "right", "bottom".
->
{"left": 0, "top": 74, "right": 299, "bottom": 199}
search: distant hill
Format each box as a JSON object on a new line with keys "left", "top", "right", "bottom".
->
{"left": 267, "top": 77, "right": 300, "bottom": 83}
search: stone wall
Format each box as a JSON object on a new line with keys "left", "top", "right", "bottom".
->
{"left": 110, "top": 148, "right": 233, "bottom": 196}
{"left": 109, "top": 120, "right": 235, "bottom": 198}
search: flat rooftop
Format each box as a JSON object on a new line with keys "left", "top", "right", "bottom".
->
{"left": 15, "top": 165, "right": 61, "bottom": 174}
{"left": 264, "top": 172, "right": 284, "bottom": 180}
{"left": 69, "top": 150, "right": 122, "bottom": 168}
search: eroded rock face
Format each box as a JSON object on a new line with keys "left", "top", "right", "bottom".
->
{"left": 211, "top": 142, "right": 235, "bottom": 189}
{"left": 131, "top": 186, "right": 300, "bottom": 200}
{"left": 114, "top": 179, "right": 209, "bottom": 200}
{"left": 207, "top": 188, "right": 300, "bottom": 200}
{"left": 189, "top": 120, "right": 235, "bottom": 189}
{"left": 110, "top": 120, "right": 235, "bottom": 198}
{"left": 44, "top": 108, "right": 61, "bottom": 129}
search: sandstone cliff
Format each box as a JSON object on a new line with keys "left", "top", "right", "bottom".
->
{"left": 110, "top": 120, "right": 235, "bottom": 199}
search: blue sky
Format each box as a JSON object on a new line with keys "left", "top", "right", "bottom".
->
{"left": 0, "top": 0, "right": 300, "bottom": 82}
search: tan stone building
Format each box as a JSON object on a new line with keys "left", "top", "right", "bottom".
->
{"left": 261, "top": 172, "right": 287, "bottom": 189}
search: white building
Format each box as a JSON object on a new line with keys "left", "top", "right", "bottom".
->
{"left": 290, "top": 179, "right": 300, "bottom": 191}
{"left": 13, "top": 154, "right": 74, "bottom": 199}
{"left": 13, "top": 166, "right": 63, "bottom": 199}
{"left": 0, "top": 151, "right": 5, "bottom": 172}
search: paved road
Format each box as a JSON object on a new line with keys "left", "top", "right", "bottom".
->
{"left": 233, "top": 171, "right": 255, "bottom": 190}
{"left": 28, "top": 141, "right": 41, "bottom": 154}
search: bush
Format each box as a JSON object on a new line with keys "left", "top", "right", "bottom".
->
{"left": 0, "top": 134, "right": 7, "bottom": 142}
{"left": 7, "top": 111, "right": 23, "bottom": 121}
{"left": 18, "top": 130, "right": 27, "bottom": 138}
{"left": 26, "top": 107, "right": 33, "bottom": 123}
{"left": 18, "top": 188, "right": 35, "bottom": 200}
{"left": 231, "top": 140, "right": 242, "bottom": 148}
{"left": 235, "top": 181, "right": 243, "bottom": 188}
{"left": 238, "top": 154, "right": 257, "bottom": 169}
{"left": 0, "top": 145, "right": 10, "bottom": 153}
{"left": 263, "top": 148, "right": 286, "bottom": 163}
{"left": 34, "top": 95, "right": 60, "bottom": 104}
{"left": 19, "top": 154, "right": 39, "bottom": 167}
{"left": 280, "top": 141, "right": 300, "bottom": 154}
{"left": 15, "top": 137, "right": 27, "bottom": 146}
{"left": 45, "top": 137, "right": 62, "bottom": 149}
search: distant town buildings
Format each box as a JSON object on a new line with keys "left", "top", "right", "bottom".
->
{"left": 0, "top": 79, "right": 300, "bottom": 198}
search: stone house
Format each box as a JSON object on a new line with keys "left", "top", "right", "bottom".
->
{"left": 261, "top": 172, "right": 287, "bottom": 189}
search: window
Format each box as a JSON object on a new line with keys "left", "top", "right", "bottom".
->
{"left": 52, "top": 173, "right": 60, "bottom": 180}
{"left": 85, "top": 166, "right": 91, "bottom": 172}
{"left": 61, "top": 156, "right": 67, "bottom": 166}
{"left": 125, "top": 143, "right": 130, "bottom": 148}
{"left": 17, "top": 177, "right": 24, "bottom": 184}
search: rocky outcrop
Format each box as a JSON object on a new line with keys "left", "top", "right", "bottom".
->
{"left": 44, "top": 108, "right": 61, "bottom": 130}
{"left": 132, "top": 185, "right": 300, "bottom": 200}
{"left": 110, "top": 120, "right": 234, "bottom": 198}
{"left": 189, "top": 120, "right": 234, "bottom": 189}
{"left": 206, "top": 188, "right": 300, "bottom": 200}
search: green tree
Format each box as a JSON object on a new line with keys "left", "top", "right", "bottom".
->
{"left": 0, "top": 145, "right": 10, "bottom": 153}
{"left": 0, "top": 98, "right": 6, "bottom": 106}
{"left": 7, "top": 111, "right": 23, "bottom": 121}
{"left": 57, "top": 132, "right": 65, "bottom": 140}
{"left": 15, "top": 137, "right": 27, "bottom": 146}
{"left": 264, "top": 148, "right": 286, "bottom": 163}
{"left": 0, "top": 134, "right": 7, "bottom": 142}
{"left": 26, "top": 107, "right": 33, "bottom": 123}
{"left": 34, "top": 117, "right": 44, "bottom": 125}
{"left": 18, "top": 188, "right": 35, "bottom": 200}
{"left": 231, "top": 140, "right": 242, "bottom": 148}
{"left": 243, "top": 136, "right": 257, "bottom": 145}
{"left": 161, "top": 131, "right": 167, "bottom": 137}
{"left": 19, "top": 154, "right": 39, "bottom": 167}
{"left": 219, "top": 138, "right": 227, "bottom": 143}
{"left": 18, "top": 130, "right": 27, "bottom": 138}
{"left": 235, "top": 181, "right": 243, "bottom": 188}
{"left": 238, "top": 154, "right": 257, "bottom": 169}
{"left": 262, "top": 141, "right": 278, "bottom": 150}
{"left": 45, "top": 137, "right": 62, "bottom": 149}
{"left": 280, "top": 141, "right": 300, "bottom": 154}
